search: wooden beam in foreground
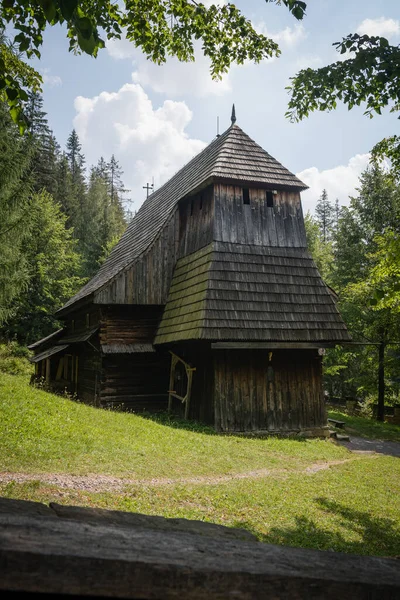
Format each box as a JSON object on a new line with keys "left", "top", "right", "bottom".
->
{"left": 0, "top": 498, "right": 399, "bottom": 599}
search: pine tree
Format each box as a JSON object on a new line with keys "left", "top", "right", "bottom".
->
{"left": 3, "top": 190, "right": 84, "bottom": 343}
{"left": 315, "top": 189, "right": 334, "bottom": 242}
{"left": 25, "top": 92, "right": 60, "bottom": 197}
{"left": 0, "top": 101, "right": 33, "bottom": 324}
{"left": 107, "top": 155, "right": 128, "bottom": 205}
{"left": 66, "top": 129, "right": 85, "bottom": 181}
{"left": 65, "top": 129, "right": 87, "bottom": 246}
{"left": 55, "top": 152, "right": 76, "bottom": 221}
{"left": 82, "top": 160, "right": 128, "bottom": 276}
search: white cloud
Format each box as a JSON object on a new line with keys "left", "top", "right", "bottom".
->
{"left": 106, "top": 37, "right": 135, "bottom": 60}
{"left": 356, "top": 17, "right": 400, "bottom": 38}
{"left": 73, "top": 83, "right": 206, "bottom": 211}
{"left": 256, "top": 23, "right": 307, "bottom": 48}
{"left": 41, "top": 68, "right": 62, "bottom": 88}
{"left": 131, "top": 51, "right": 231, "bottom": 97}
{"left": 107, "top": 38, "right": 231, "bottom": 97}
{"left": 297, "top": 154, "right": 371, "bottom": 215}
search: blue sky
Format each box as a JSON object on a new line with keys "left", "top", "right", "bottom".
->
{"left": 31, "top": 0, "right": 400, "bottom": 214}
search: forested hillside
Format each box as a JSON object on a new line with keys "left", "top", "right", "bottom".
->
{"left": 0, "top": 95, "right": 129, "bottom": 344}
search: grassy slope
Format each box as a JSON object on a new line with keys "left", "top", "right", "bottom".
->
{"left": 0, "top": 372, "right": 351, "bottom": 477}
{"left": 1, "top": 372, "right": 399, "bottom": 557}
{"left": 328, "top": 409, "right": 400, "bottom": 442}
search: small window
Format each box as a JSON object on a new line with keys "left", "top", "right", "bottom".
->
{"left": 190, "top": 199, "right": 194, "bottom": 216}
{"left": 71, "top": 319, "right": 75, "bottom": 332}
{"left": 266, "top": 190, "right": 274, "bottom": 207}
{"left": 199, "top": 194, "right": 203, "bottom": 210}
{"left": 243, "top": 188, "right": 250, "bottom": 205}
{"left": 86, "top": 313, "right": 90, "bottom": 328}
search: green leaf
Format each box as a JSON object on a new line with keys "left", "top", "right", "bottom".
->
{"left": 6, "top": 87, "right": 18, "bottom": 101}
{"left": 39, "top": 0, "right": 57, "bottom": 23}
{"left": 59, "top": 0, "right": 78, "bottom": 20}
{"left": 10, "top": 105, "right": 21, "bottom": 123}
{"left": 77, "top": 17, "right": 93, "bottom": 40}
{"left": 77, "top": 32, "right": 96, "bottom": 54}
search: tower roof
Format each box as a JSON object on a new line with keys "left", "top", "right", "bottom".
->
{"left": 58, "top": 124, "right": 307, "bottom": 315}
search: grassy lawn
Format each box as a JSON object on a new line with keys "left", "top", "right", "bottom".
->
{"left": 328, "top": 409, "right": 400, "bottom": 443}
{"left": 1, "top": 371, "right": 399, "bottom": 558}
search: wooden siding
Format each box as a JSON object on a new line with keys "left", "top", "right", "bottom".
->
{"left": 214, "top": 184, "right": 307, "bottom": 248}
{"left": 94, "top": 211, "right": 180, "bottom": 305}
{"left": 213, "top": 349, "right": 325, "bottom": 433}
{"left": 179, "top": 186, "right": 214, "bottom": 257}
{"left": 155, "top": 242, "right": 351, "bottom": 344}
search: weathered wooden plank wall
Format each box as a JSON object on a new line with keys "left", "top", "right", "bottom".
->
{"left": 213, "top": 184, "right": 307, "bottom": 248}
{"left": 94, "top": 209, "right": 180, "bottom": 306}
{"left": 213, "top": 349, "right": 325, "bottom": 433}
{"left": 178, "top": 186, "right": 214, "bottom": 257}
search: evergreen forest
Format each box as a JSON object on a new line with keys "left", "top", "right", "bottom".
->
{"left": 0, "top": 94, "right": 129, "bottom": 344}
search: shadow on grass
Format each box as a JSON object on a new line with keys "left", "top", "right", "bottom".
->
{"left": 136, "top": 411, "right": 313, "bottom": 442}
{"left": 138, "top": 411, "right": 218, "bottom": 435}
{"left": 237, "top": 498, "right": 400, "bottom": 557}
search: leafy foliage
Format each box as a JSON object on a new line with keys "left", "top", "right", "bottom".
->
{"left": 287, "top": 33, "right": 400, "bottom": 121}
{"left": 0, "top": 0, "right": 305, "bottom": 126}
{"left": 286, "top": 33, "right": 400, "bottom": 171}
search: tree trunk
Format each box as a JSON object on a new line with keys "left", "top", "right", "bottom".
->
{"left": 377, "top": 340, "right": 385, "bottom": 422}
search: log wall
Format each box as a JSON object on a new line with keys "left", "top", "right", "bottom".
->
{"left": 213, "top": 349, "right": 326, "bottom": 433}
{"left": 100, "top": 353, "right": 170, "bottom": 412}
{"left": 99, "top": 306, "right": 164, "bottom": 346}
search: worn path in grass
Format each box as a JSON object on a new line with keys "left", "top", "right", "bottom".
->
{"left": 0, "top": 455, "right": 378, "bottom": 493}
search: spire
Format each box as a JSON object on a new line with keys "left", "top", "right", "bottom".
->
{"left": 231, "top": 104, "right": 236, "bottom": 126}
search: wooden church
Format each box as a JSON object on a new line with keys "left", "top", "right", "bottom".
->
{"left": 29, "top": 110, "right": 351, "bottom": 436}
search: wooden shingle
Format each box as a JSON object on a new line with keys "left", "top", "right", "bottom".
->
{"left": 154, "top": 242, "right": 351, "bottom": 345}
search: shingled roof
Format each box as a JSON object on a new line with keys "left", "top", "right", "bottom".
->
{"left": 58, "top": 124, "right": 307, "bottom": 315}
{"left": 154, "top": 242, "right": 351, "bottom": 345}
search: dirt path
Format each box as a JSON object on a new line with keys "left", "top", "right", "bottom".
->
{"left": 0, "top": 456, "right": 377, "bottom": 493}
{"left": 336, "top": 435, "right": 400, "bottom": 457}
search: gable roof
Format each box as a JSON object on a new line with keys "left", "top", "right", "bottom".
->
{"left": 58, "top": 124, "right": 307, "bottom": 316}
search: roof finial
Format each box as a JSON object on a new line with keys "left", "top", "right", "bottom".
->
{"left": 231, "top": 103, "right": 236, "bottom": 126}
